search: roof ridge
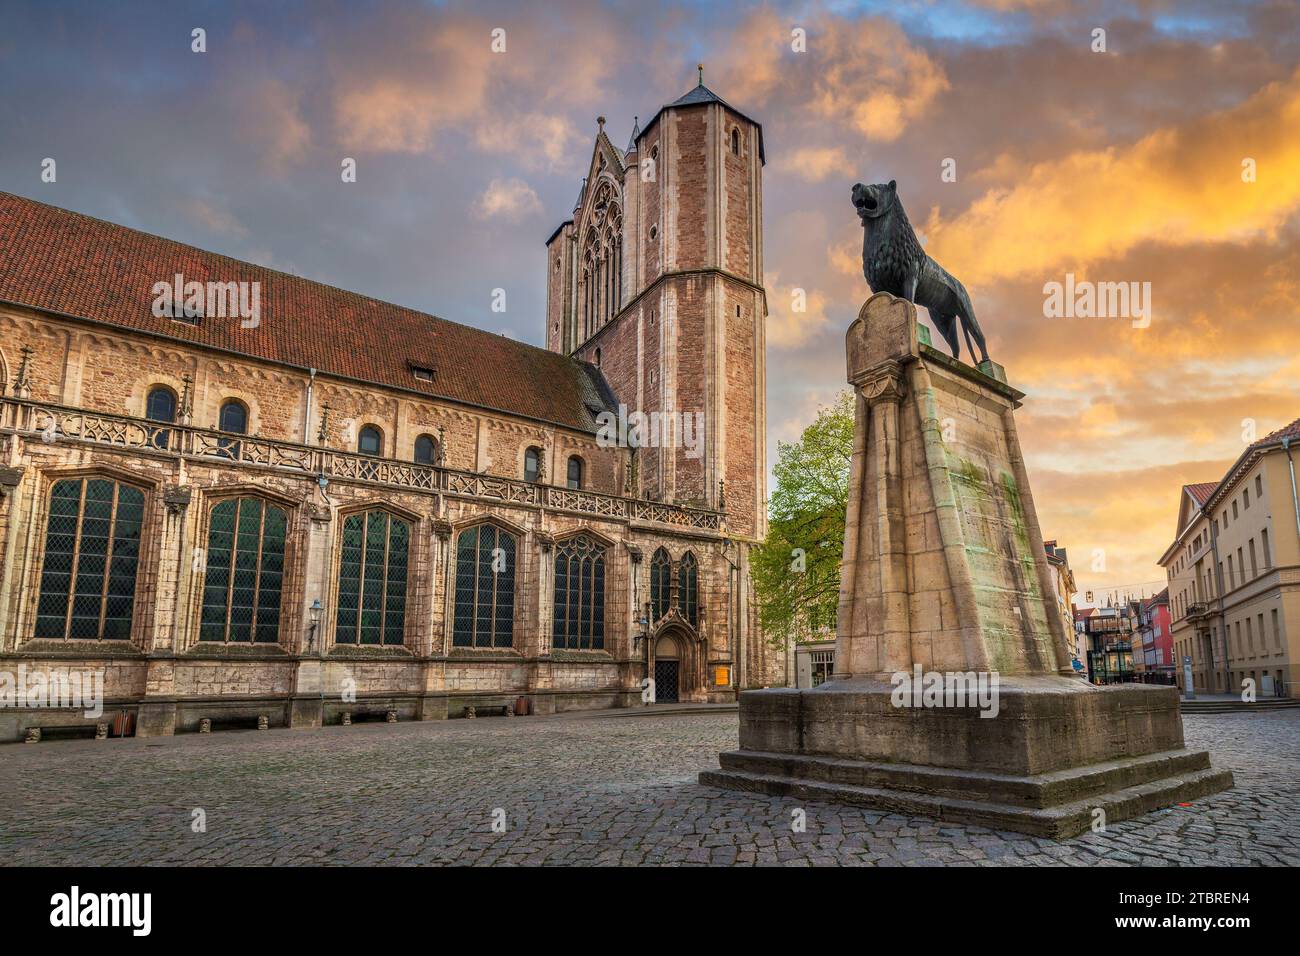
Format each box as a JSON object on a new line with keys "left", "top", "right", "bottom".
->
{"left": 0, "top": 190, "right": 578, "bottom": 366}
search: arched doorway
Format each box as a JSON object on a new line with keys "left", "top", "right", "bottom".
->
{"left": 654, "top": 634, "right": 681, "bottom": 703}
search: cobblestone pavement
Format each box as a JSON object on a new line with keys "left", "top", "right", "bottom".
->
{"left": 1, "top": 710, "right": 1296, "bottom": 865}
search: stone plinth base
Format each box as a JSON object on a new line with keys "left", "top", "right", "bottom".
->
{"left": 700, "top": 679, "right": 1233, "bottom": 839}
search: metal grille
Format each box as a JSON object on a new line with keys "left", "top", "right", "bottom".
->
{"left": 335, "top": 510, "right": 409, "bottom": 646}
{"left": 35, "top": 478, "right": 144, "bottom": 639}
{"left": 452, "top": 525, "right": 515, "bottom": 647}
{"left": 552, "top": 534, "right": 606, "bottom": 650}
{"left": 650, "top": 547, "right": 671, "bottom": 621}
{"left": 199, "top": 497, "right": 286, "bottom": 642}
{"left": 654, "top": 659, "right": 679, "bottom": 703}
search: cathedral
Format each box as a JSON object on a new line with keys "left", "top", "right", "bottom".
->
{"left": 0, "top": 77, "right": 781, "bottom": 740}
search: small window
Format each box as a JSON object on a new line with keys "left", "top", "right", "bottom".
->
{"left": 219, "top": 400, "right": 247, "bottom": 434}
{"left": 566, "top": 456, "right": 583, "bottom": 490}
{"left": 555, "top": 257, "right": 561, "bottom": 273}
{"left": 594, "top": 347, "right": 602, "bottom": 368}
{"left": 146, "top": 386, "right": 176, "bottom": 449}
{"left": 524, "top": 446, "right": 541, "bottom": 482}
{"left": 730, "top": 128, "right": 740, "bottom": 155}
{"left": 411, "top": 366, "right": 434, "bottom": 382}
{"left": 650, "top": 145, "right": 658, "bottom": 160}
{"left": 217, "top": 400, "right": 248, "bottom": 459}
{"left": 649, "top": 224, "right": 658, "bottom": 240}
{"left": 414, "top": 434, "right": 438, "bottom": 466}
{"left": 358, "top": 425, "right": 383, "bottom": 456}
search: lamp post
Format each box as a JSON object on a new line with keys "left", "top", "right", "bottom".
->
{"left": 306, "top": 598, "right": 322, "bottom": 654}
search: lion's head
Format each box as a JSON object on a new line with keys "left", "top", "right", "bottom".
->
{"left": 851, "top": 180, "right": 897, "bottom": 221}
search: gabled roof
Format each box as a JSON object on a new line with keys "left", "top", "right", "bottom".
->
{"left": 1159, "top": 416, "right": 1300, "bottom": 564}
{"left": 1185, "top": 482, "right": 1217, "bottom": 506}
{"left": 639, "top": 81, "right": 766, "bottom": 164}
{"left": 0, "top": 191, "right": 615, "bottom": 433}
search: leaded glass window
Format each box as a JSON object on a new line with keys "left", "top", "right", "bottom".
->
{"left": 453, "top": 525, "right": 515, "bottom": 648}
{"left": 35, "top": 478, "right": 144, "bottom": 640}
{"left": 650, "top": 547, "right": 671, "bottom": 622}
{"left": 680, "top": 551, "right": 699, "bottom": 626}
{"left": 335, "top": 510, "right": 409, "bottom": 646}
{"left": 199, "top": 497, "right": 287, "bottom": 643}
{"left": 553, "top": 534, "right": 606, "bottom": 650}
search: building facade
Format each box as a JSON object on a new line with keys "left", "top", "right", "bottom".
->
{"left": 1133, "top": 588, "right": 1174, "bottom": 679}
{"left": 1160, "top": 420, "right": 1300, "bottom": 698}
{"left": 0, "top": 79, "right": 782, "bottom": 741}
{"left": 1043, "top": 540, "right": 1082, "bottom": 675}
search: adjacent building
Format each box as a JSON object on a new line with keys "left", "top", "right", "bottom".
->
{"left": 1159, "top": 420, "right": 1300, "bottom": 697}
{"left": 1043, "top": 540, "right": 1081, "bottom": 675}
{"left": 1132, "top": 588, "right": 1174, "bottom": 680}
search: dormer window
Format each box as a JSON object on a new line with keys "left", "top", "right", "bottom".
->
{"left": 411, "top": 365, "right": 434, "bottom": 382}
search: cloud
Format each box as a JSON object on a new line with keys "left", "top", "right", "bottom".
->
{"left": 178, "top": 198, "right": 249, "bottom": 239}
{"left": 779, "top": 146, "right": 851, "bottom": 183}
{"left": 765, "top": 271, "right": 830, "bottom": 349}
{"left": 924, "top": 68, "right": 1300, "bottom": 285}
{"left": 475, "top": 177, "right": 542, "bottom": 220}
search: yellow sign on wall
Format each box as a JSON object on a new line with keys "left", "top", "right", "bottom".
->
{"left": 715, "top": 666, "right": 731, "bottom": 687}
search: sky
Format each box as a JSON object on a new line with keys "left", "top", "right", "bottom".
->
{"left": 1, "top": 0, "right": 1297, "bottom": 606}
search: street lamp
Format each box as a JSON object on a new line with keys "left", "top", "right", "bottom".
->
{"left": 306, "top": 598, "right": 322, "bottom": 653}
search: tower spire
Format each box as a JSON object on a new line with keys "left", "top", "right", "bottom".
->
{"left": 697, "top": 63, "right": 704, "bottom": 86}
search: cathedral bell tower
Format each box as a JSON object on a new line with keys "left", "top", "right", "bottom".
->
{"left": 544, "top": 69, "right": 768, "bottom": 543}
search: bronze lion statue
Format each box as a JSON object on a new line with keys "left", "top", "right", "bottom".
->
{"left": 852, "top": 180, "right": 990, "bottom": 365}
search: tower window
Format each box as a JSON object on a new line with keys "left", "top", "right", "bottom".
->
{"left": 595, "top": 347, "right": 601, "bottom": 368}
{"left": 731, "top": 128, "right": 740, "bottom": 155}
{"left": 649, "top": 225, "right": 658, "bottom": 240}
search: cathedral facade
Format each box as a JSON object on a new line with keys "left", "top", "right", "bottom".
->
{"left": 0, "top": 79, "right": 781, "bottom": 741}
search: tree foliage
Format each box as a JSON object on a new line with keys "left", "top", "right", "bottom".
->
{"left": 753, "top": 391, "right": 853, "bottom": 647}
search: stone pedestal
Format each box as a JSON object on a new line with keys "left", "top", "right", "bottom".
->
{"left": 700, "top": 293, "right": 1232, "bottom": 838}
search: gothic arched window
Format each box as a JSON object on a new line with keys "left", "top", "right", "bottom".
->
{"left": 566, "top": 456, "right": 583, "bottom": 490}
{"left": 650, "top": 547, "right": 671, "bottom": 622}
{"left": 731, "top": 127, "right": 740, "bottom": 155}
{"left": 524, "top": 446, "right": 542, "bottom": 482}
{"left": 453, "top": 524, "right": 516, "bottom": 648}
{"left": 199, "top": 497, "right": 287, "bottom": 643}
{"left": 35, "top": 477, "right": 145, "bottom": 640}
{"left": 335, "top": 509, "right": 410, "bottom": 646}
{"left": 580, "top": 181, "right": 621, "bottom": 337}
{"left": 553, "top": 534, "right": 606, "bottom": 650}
{"left": 680, "top": 551, "right": 699, "bottom": 626}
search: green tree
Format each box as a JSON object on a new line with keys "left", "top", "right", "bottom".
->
{"left": 753, "top": 391, "right": 853, "bottom": 647}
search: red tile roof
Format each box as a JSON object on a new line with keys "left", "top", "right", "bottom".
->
{"left": 1184, "top": 482, "right": 1217, "bottom": 506}
{"left": 0, "top": 191, "right": 612, "bottom": 432}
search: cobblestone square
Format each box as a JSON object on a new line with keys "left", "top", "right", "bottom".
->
{"left": 1, "top": 710, "right": 1296, "bottom": 866}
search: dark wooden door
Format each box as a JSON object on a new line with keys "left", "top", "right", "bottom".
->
{"left": 654, "top": 660, "right": 679, "bottom": 703}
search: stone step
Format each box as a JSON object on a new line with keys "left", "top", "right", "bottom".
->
{"left": 1181, "top": 698, "right": 1300, "bottom": 714}
{"left": 698, "top": 763, "right": 1235, "bottom": 840}
{"left": 717, "top": 748, "right": 1213, "bottom": 810}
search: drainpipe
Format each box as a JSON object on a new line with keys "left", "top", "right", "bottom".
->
{"left": 1208, "top": 504, "right": 1230, "bottom": 696}
{"left": 1284, "top": 438, "right": 1300, "bottom": 545}
{"left": 1284, "top": 438, "right": 1300, "bottom": 697}
{"left": 303, "top": 368, "right": 317, "bottom": 444}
